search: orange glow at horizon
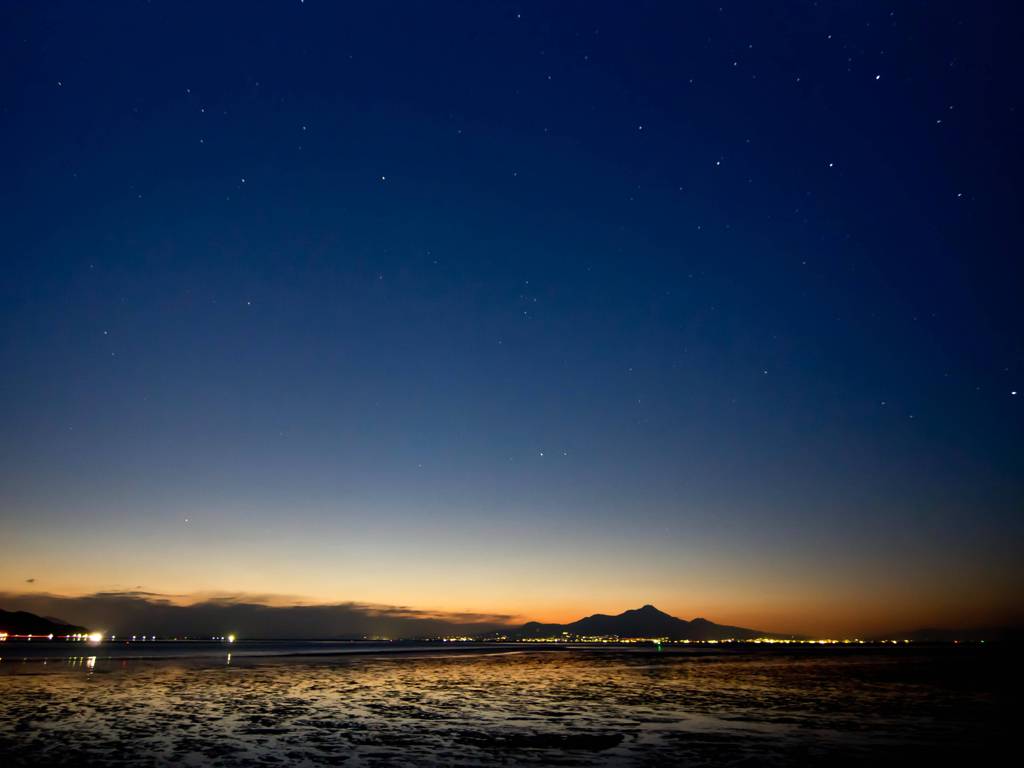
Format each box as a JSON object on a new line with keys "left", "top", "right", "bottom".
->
{"left": 4, "top": 512, "right": 1021, "bottom": 638}
{"left": 4, "top": 576, "right": 1020, "bottom": 639}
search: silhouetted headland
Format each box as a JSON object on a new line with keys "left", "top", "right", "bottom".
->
{"left": 0, "top": 609, "right": 86, "bottom": 637}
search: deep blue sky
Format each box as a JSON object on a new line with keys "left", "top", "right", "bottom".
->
{"left": 1, "top": 1, "right": 1021, "bottom": 635}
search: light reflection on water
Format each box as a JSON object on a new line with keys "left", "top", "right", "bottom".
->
{"left": 0, "top": 648, "right": 1008, "bottom": 765}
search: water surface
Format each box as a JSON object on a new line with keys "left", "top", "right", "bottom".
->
{"left": 0, "top": 645, "right": 1011, "bottom": 766}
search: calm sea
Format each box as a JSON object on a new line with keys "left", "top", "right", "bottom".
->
{"left": 0, "top": 642, "right": 1013, "bottom": 766}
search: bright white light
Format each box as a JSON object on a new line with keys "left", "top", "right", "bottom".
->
{"left": 227, "top": 634, "right": 236, "bottom": 644}
{"left": 87, "top": 632, "right": 103, "bottom": 643}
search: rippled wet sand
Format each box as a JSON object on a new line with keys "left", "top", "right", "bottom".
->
{"left": 0, "top": 648, "right": 1010, "bottom": 766}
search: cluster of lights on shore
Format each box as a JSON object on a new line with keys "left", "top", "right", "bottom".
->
{"left": 445, "top": 635, "right": 945, "bottom": 645}
{"left": 0, "top": 632, "right": 235, "bottom": 644}
{"left": 0, "top": 631, "right": 104, "bottom": 643}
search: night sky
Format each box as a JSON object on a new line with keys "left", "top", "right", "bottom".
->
{"left": 1, "top": 1, "right": 1021, "bottom": 637}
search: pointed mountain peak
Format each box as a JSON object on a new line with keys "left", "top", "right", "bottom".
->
{"left": 511, "top": 605, "right": 773, "bottom": 641}
{"left": 633, "top": 604, "right": 664, "bottom": 615}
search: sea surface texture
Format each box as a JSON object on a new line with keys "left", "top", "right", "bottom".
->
{"left": 0, "top": 645, "right": 1010, "bottom": 766}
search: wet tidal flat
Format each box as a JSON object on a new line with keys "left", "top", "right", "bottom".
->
{"left": 0, "top": 647, "right": 1012, "bottom": 766}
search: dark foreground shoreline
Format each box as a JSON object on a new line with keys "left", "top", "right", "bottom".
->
{"left": 1, "top": 644, "right": 1016, "bottom": 766}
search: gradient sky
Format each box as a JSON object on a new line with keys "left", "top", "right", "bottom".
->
{"left": 1, "top": 1, "right": 1021, "bottom": 638}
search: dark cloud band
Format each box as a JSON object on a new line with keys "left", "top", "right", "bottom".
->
{"left": 0, "top": 592, "right": 514, "bottom": 639}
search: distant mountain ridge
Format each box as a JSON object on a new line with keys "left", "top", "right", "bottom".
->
{"left": 505, "top": 604, "right": 788, "bottom": 641}
{"left": 0, "top": 609, "right": 87, "bottom": 636}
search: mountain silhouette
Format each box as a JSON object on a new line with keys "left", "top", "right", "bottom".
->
{"left": 0, "top": 608, "right": 87, "bottom": 636}
{"left": 509, "top": 604, "right": 780, "bottom": 640}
